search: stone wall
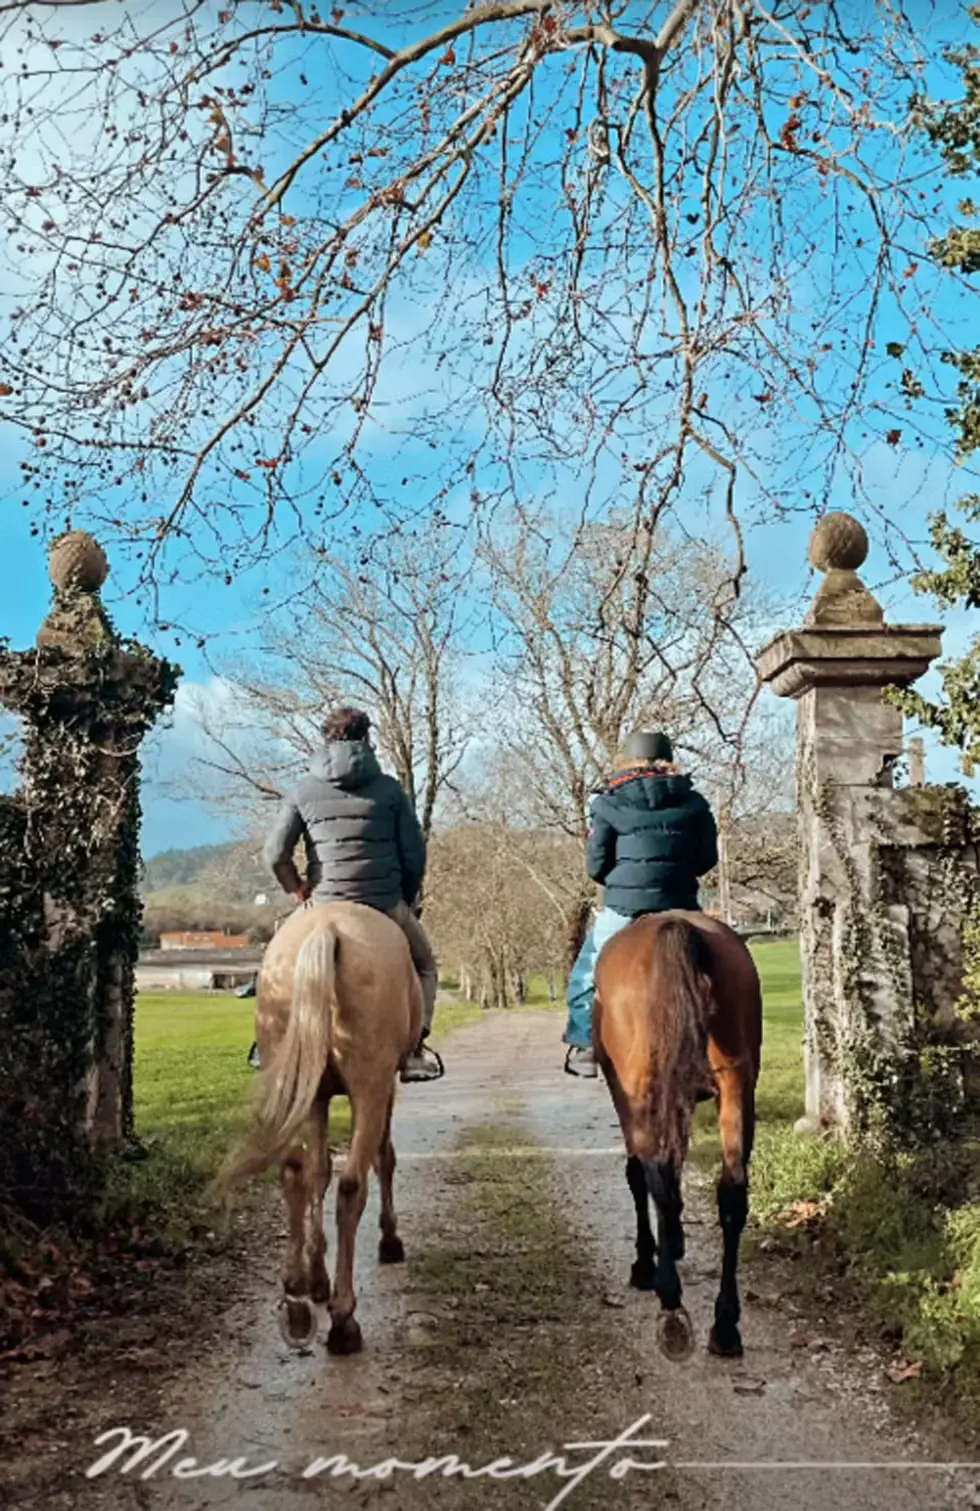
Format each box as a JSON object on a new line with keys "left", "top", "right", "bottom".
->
{"left": 759, "top": 513, "right": 980, "bottom": 1144}
{"left": 0, "top": 534, "right": 178, "bottom": 1225}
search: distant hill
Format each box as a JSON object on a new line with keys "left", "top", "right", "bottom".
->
{"left": 140, "top": 838, "right": 269, "bottom": 902}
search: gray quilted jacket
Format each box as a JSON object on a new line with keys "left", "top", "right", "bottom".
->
{"left": 262, "top": 742, "right": 425, "bottom": 912}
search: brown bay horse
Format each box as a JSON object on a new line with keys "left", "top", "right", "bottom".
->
{"left": 213, "top": 900, "right": 422, "bottom": 1356}
{"left": 593, "top": 911, "right": 762, "bottom": 1360}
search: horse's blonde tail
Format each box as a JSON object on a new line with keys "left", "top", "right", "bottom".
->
{"left": 212, "top": 926, "right": 337, "bottom": 1199}
{"left": 640, "top": 918, "right": 714, "bottom": 1170}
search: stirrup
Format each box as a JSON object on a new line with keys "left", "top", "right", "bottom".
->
{"left": 563, "top": 1045, "right": 597, "bottom": 1078}
{"left": 418, "top": 1043, "right": 444, "bottom": 1077}
{"left": 401, "top": 1043, "right": 445, "bottom": 1082}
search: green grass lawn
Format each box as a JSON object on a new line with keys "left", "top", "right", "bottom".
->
{"left": 122, "top": 941, "right": 980, "bottom": 1409}
{"left": 125, "top": 944, "right": 806, "bottom": 1218}
{"left": 122, "top": 984, "right": 491, "bottom": 1217}
{"left": 748, "top": 937, "right": 805, "bottom": 1127}
{"left": 690, "top": 938, "right": 805, "bottom": 1166}
{"left": 131, "top": 991, "right": 263, "bottom": 1181}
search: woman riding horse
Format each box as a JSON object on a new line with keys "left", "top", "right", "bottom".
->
{"left": 563, "top": 731, "right": 719, "bottom": 1077}
{"left": 567, "top": 731, "right": 762, "bottom": 1360}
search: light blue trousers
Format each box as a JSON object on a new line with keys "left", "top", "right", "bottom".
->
{"left": 563, "top": 907, "right": 633, "bottom": 1048}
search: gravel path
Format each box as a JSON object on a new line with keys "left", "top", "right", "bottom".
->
{"left": 12, "top": 1011, "right": 979, "bottom": 1511}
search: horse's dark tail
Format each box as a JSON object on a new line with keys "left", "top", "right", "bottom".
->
{"left": 639, "top": 918, "right": 714, "bottom": 1170}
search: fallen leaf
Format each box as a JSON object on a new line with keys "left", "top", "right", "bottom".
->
{"left": 0, "top": 1328, "right": 70, "bottom": 1363}
{"left": 733, "top": 1378, "right": 767, "bottom": 1395}
{"left": 886, "top": 1360, "right": 922, "bottom": 1384}
{"left": 886, "top": 428, "right": 902, "bottom": 446}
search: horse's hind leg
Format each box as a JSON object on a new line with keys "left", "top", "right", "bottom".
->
{"left": 282, "top": 1146, "right": 308, "bottom": 1295}
{"left": 376, "top": 1092, "right": 404, "bottom": 1265}
{"left": 327, "top": 1098, "right": 387, "bottom": 1356}
{"left": 708, "top": 1066, "right": 754, "bottom": 1359}
{"left": 307, "top": 1097, "right": 332, "bottom": 1305}
{"left": 626, "top": 1156, "right": 656, "bottom": 1290}
{"left": 603, "top": 1063, "right": 656, "bottom": 1291}
{"left": 278, "top": 1145, "right": 318, "bottom": 1348}
{"left": 645, "top": 1160, "right": 685, "bottom": 1310}
{"left": 645, "top": 1159, "right": 695, "bottom": 1361}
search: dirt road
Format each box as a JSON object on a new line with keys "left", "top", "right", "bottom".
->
{"left": 5, "top": 1012, "right": 979, "bottom": 1511}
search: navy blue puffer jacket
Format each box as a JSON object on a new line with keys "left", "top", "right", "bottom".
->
{"left": 585, "top": 768, "right": 718, "bottom": 917}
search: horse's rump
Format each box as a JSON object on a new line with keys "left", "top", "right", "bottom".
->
{"left": 594, "top": 910, "right": 763, "bottom": 1361}
{"left": 212, "top": 902, "right": 424, "bottom": 1354}
{"left": 214, "top": 901, "right": 421, "bottom": 1198}
{"left": 594, "top": 911, "right": 761, "bottom": 1165}
{"left": 255, "top": 900, "right": 421, "bottom": 1082}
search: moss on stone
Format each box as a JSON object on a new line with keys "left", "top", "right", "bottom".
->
{"left": 0, "top": 614, "right": 179, "bottom": 1230}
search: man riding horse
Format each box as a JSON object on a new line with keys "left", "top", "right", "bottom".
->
{"left": 262, "top": 704, "right": 443, "bottom": 1083}
{"left": 563, "top": 729, "right": 719, "bottom": 1077}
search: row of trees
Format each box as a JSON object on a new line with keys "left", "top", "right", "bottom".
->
{"left": 171, "top": 502, "right": 798, "bottom": 1002}
{"left": 1, "top": 2, "right": 976, "bottom": 999}
{"left": 136, "top": 787, "right": 798, "bottom": 1005}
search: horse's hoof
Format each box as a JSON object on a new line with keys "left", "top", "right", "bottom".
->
{"left": 326, "top": 1317, "right": 363, "bottom": 1356}
{"left": 629, "top": 1261, "right": 657, "bottom": 1291}
{"left": 657, "top": 1307, "right": 695, "bottom": 1362}
{"left": 707, "top": 1323, "right": 743, "bottom": 1358}
{"left": 310, "top": 1276, "right": 331, "bottom": 1304}
{"left": 379, "top": 1235, "right": 405, "bottom": 1265}
{"left": 277, "top": 1296, "right": 318, "bottom": 1350}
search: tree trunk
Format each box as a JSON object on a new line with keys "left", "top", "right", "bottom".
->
{"left": 565, "top": 892, "right": 593, "bottom": 978}
{"left": 487, "top": 952, "right": 509, "bottom": 1012}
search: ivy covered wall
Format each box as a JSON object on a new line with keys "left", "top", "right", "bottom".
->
{"left": 812, "top": 779, "right": 980, "bottom": 1148}
{"left": 0, "top": 534, "right": 179, "bottom": 1227}
{"left": 759, "top": 511, "right": 980, "bottom": 1153}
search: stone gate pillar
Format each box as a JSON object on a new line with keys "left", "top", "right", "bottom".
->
{"left": 0, "top": 532, "right": 178, "bottom": 1210}
{"left": 756, "top": 513, "right": 975, "bottom": 1139}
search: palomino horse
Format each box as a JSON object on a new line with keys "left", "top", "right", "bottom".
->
{"left": 214, "top": 900, "right": 423, "bottom": 1355}
{"left": 593, "top": 911, "right": 762, "bottom": 1361}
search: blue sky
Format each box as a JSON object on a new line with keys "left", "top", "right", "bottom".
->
{"left": 3, "top": 3, "right": 980, "bottom": 854}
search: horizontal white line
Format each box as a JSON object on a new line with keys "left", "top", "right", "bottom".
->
{"left": 671, "top": 1462, "right": 980, "bottom": 1471}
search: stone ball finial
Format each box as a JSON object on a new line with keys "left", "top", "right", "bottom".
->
{"left": 807, "top": 513, "right": 869, "bottom": 575}
{"left": 48, "top": 530, "right": 109, "bottom": 594}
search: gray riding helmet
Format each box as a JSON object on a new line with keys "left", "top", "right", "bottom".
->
{"left": 622, "top": 730, "right": 673, "bottom": 763}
